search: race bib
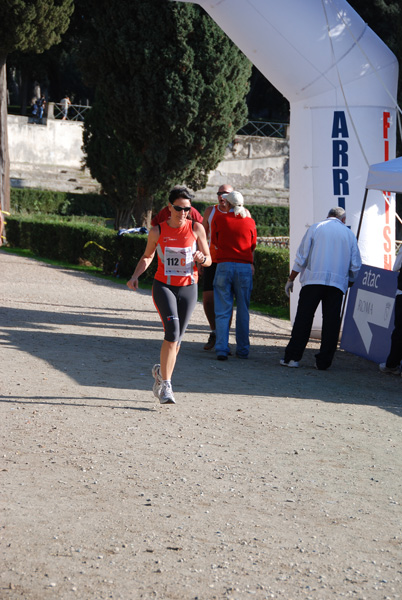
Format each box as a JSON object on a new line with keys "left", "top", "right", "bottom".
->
{"left": 164, "top": 246, "right": 193, "bottom": 276}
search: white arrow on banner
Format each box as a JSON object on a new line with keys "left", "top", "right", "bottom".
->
{"left": 352, "top": 289, "right": 395, "bottom": 353}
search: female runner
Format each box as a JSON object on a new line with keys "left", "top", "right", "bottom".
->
{"left": 127, "top": 186, "right": 211, "bottom": 404}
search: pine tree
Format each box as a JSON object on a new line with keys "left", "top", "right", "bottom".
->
{"left": 0, "top": 0, "right": 74, "bottom": 226}
{"left": 348, "top": 0, "right": 402, "bottom": 56}
{"left": 80, "top": 0, "right": 251, "bottom": 228}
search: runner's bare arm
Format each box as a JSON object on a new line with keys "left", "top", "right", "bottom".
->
{"left": 193, "top": 222, "right": 212, "bottom": 267}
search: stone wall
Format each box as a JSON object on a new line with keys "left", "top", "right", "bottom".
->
{"left": 8, "top": 113, "right": 289, "bottom": 205}
{"left": 200, "top": 135, "right": 289, "bottom": 206}
{"left": 8, "top": 114, "right": 84, "bottom": 169}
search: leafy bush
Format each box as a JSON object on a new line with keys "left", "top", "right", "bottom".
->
{"left": 256, "top": 225, "right": 288, "bottom": 237}
{"left": 11, "top": 188, "right": 114, "bottom": 218}
{"left": 10, "top": 189, "right": 289, "bottom": 235}
{"left": 252, "top": 246, "right": 289, "bottom": 307}
{"left": 5, "top": 215, "right": 116, "bottom": 268}
{"left": 192, "top": 201, "right": 289, "bottom": 231}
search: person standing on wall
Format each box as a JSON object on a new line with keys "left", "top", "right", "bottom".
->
{"left": 201, "top": 184, "right": 233, "bottom": 351}
{"left": 37, "top": 94, "right": 46, "bottom": 123}
{"left": 30, "top": 97, "right": 39, "bottom": 122}
{"left": 127, "top": 186, "right": 211, "bottom": 404}
{"left": 282, "top": 206, "right": 362, "bottom": 370}
{"left": 60, "top": 95, "right": 71, "bottom": 120}
{"left": 379, "top": 244, "right": 402, "bottom": 375}
{"left": 212, "top": 191, "right": 257, "bottom": 360}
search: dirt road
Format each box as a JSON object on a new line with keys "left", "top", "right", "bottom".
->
{"left": 1, "top": 251, "right": 401, "bottom": 600}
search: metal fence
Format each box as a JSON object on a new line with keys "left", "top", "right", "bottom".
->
{"left": 49, "top": 103, "right": 289, "bottom": 139}
{"left": 52, "top": 103, "right": 91, "bottom": 121}
{"left": 237, "top": 121, "right": 288, "bottom": 138}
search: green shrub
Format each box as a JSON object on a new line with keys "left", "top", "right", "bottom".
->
{"left": 5, "top": 215, "right": 116, "bottom": 267}
{"left": 11, "top": 188, "right": 114, "bottom": 218}
{"left": 256, "top": 225, "right": 289, "bottom": 237}
{"left": 247, "top": 205, "right": 289, "bottom": 228}
{"left": 253, "top": 246, "right": 289, "bottom": 307}
{"left": 10, "top": 188, "right": 289, "bottom": 235}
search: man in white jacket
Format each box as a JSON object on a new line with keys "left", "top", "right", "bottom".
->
{"left": 281, "top": 207, "right": 362, "bottom": 370}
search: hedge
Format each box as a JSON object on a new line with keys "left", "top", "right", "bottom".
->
{"left": 11, "top": 188, "right": 289, "bottom": 236}
{"left": 192, "top": 201, "right": 289, "bottom": 236}
{"left": 11, "top": 188, "right": 115, "bottom": 218}
{"left": 5, "top": 215, "right": 290, "bottom": 307}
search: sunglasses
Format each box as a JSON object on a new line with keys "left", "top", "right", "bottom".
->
{"left": 172, "top": 205, "right": 191, "bottom": 213}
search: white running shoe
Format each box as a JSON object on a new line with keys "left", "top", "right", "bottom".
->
{"left": 152, "top": 363, "right": 162, "bottom": 398}
{"left": 280, "top": 359, "right": 299, "bottom": 368}
{"left": 158, "top": 381, "right": 176, "bottom": 404}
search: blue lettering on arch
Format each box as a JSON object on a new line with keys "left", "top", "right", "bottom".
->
{"left": 332, "top": 140, "right": 348, "bottom": 167}
{"left": 332, "top": 111, "right": 350, "bottom": 206}
{"left": 333, "top": 169, "right": 349, "bottom": 196}
{"left": 332, "top": 111, "right": 349, "bottom": 138}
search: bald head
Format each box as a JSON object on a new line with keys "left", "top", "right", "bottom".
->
{"left": 217, "top": 184, "right": 233, "bottom": 211}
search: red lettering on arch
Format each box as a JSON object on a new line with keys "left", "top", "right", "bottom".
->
{"left": 383, "top": 225, "right": 391, "bottom": 253}
{"left": 383, "top": 112, "right": 392, "bottom": 270}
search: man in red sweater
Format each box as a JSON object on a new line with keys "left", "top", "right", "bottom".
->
{"left": 211, "top": 191, "right": 256, "bottom": 360}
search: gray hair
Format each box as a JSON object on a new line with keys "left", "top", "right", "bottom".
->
{"left": 327, "top": 207, "right": 346, "bottom": 221}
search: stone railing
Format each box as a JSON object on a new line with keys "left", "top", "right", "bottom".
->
{"left": 257, "top": 236, "right": 289, "bottom": 248}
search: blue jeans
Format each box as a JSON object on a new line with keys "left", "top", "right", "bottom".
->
{"left": 213, "top": 262, "right": 253, "bottom": 357}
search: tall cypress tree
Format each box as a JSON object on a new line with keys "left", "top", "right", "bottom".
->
{"left": 80, "top": 0, "right": 251, "bottom": 228}
{"left": 0, "top": 0, "right": 74, "bottom": 224}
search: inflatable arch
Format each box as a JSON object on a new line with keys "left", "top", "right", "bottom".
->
{"left": 174, "top": 0, "right": 399, "bottom": 323}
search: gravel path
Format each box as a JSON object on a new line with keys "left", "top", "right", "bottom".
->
{"left": 1, "top": 251, "right": 401, "bottom": 600}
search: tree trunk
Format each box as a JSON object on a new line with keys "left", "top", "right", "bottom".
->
{"left": 20, "top": 64, "right": 29, "bottom": 116}
{"left": 113, "top": 189, "right": 153, "bottom": 231}
{"left": 0, "top": 53, "right": 10, "bottom": 246}
{"left": 134, "top": 186, "right": 153, "bottom": 229}
{"left": 114, "top": 206, "right": 135, "bottom": 231}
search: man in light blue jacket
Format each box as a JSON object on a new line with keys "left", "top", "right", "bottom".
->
{"left": 281, "top": 207, "right": 362, "bottom": 370}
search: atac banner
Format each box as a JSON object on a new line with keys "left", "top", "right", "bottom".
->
{"left": 340, "top": 265, "right": 397, "bottom": 363}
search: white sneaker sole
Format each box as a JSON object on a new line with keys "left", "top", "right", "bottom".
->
{"left": 280, "top": 359, "right": 299, "bottom": 368}
{"left": 159, "top": 396, "right": 176, "bottom": 405}
{"left": 152, "top": 364, "right": 162, "bottom": 398}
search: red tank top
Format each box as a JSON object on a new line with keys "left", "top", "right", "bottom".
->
{"left": 155, "top": 220, "right": 198, "bottom": 286}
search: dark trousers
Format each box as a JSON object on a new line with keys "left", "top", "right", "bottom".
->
{"left": 284, "top": 284, "right": 344, "bottom": 370}
{"left": 386, "top": 294, "right": 402, "bottom": 368}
